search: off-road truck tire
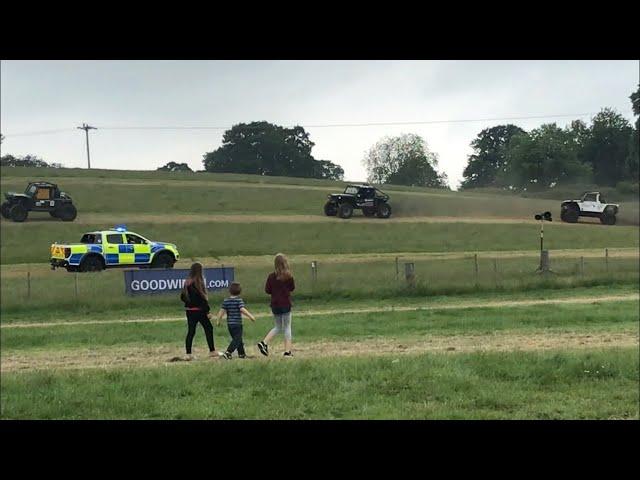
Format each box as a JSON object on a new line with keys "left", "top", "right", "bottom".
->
{"left": 10, "top": 204, "right": 28, "bottom": 222}
{"left": 376, "top": 203, "right": 392, "bottom": 219}
{"left": 337, "top": 203, "right": 354, "bottom": 219}
{"left": 324, "top": 201, "right": 338, "bottom": 216}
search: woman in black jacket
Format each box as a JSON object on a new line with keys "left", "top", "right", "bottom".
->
{"left": 180, "top": 262, "right": 217, "bottom": 360}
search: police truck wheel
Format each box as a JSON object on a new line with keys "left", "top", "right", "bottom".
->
{"left": 57, "top": 204, "right": 77, "bottom": 222}
{"left": 324, "top": 202, "right": 337, "bottom": 216}
{"left": 9, "top": 204, "right": 28, "bottom": 222}
{"left": 79, "top": 255, "right": 103, "bottom": 272}
{"left": 152, "top": 251, "right": 175, "bottom": 269}
{"left": 1, "top": 202, "right": 11, "bottom": 219}
{"left": 337, "top": 203, "right": 353, "bottom": 219}
{"left": 362, "top": 207, "right": 376, "bottom": 217}
{"left": 376, "top": 203, "right": 391, "bottom": 218}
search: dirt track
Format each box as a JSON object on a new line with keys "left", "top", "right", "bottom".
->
{"left": 2, "top": 293, "right": 638, "bottom": 329}
{"left": 0, "top": 212, "right": 621, "bottom": 226}
{"left": 2, "top": 330, "right": 637, "bottom": 373}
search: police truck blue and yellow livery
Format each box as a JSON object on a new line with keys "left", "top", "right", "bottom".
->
{"left": 50, "top": 225, "right": 180, "bottom": 272}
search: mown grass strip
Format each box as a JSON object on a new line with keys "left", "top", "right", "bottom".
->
{"left": 2, "top": 348, "right": 637, "bottom": 419}
{"left": 2, "top": 300, "right": 637, "bottom": 352}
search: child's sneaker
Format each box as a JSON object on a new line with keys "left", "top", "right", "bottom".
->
{"left": 283, "top": 351, "right": 293, "bottom": 357}
{"left": 221, "top": 351, "right": 232, "bottom": 360}
{"left": 257, "top": 341, "right": 269, "bottom": 357}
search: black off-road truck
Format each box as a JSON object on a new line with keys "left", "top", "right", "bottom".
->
{"left": 324, "top": 185, "right": 392, "bottom": 219}
{"left": 1, "top": 181, "right": 77, "bottom": 222}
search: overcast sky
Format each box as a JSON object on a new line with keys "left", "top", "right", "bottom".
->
{"left": 1, "top": 60, "right": 637, "bottom": 188}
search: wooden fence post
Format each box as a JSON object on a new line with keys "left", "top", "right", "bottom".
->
{"left": 605, "top": 248, "right": 609, "bottom": 273}
{"left": 405, "top": 262, "right": 415, "bottom": 287}
{"left": 474, "top": 254, "right": 479, "bottom": 286}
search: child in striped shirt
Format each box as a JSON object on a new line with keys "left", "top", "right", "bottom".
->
{"left": 216, "top": 282, "right": 256, "bottom": 359}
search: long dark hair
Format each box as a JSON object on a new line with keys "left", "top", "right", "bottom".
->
{"left": 182, "top": 262, "right": 208, "bottom": 302}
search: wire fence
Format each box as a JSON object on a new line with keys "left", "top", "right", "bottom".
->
{"left": 3, "top": 249, "right": 638, "bottom": 313}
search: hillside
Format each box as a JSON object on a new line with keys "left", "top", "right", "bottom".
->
{"left": 1, "top": 167, "right": 638, "bottom": 265}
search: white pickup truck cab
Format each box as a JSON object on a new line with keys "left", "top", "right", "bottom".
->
{"left": 560, "top": 192, "right": 619, "bottom": 225}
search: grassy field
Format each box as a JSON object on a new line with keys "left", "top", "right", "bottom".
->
{"left": 2, "top": 349, "right": 638, "bottom": 420}
{"left": 2, "top": 220, "right": 638, "bottom": 265}
{"left": 1, "top": 297, "right": 638, "bottom": 419}
{"left": 1, "top": 250, "right": 637, "bottom": 320}
{"left": 3, "top": 299, "right": 637, "bottom": 351}
{"left": 1, "top": 167, "right": 638, "bottom": 419}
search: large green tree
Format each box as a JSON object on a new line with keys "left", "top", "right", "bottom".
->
{"left": 460, "top": 124, "right": 525, "bottom": 189}
{"left": 499, "top": 124, "right": 591, "bottom": 189}
{"left": 203, "top": 121, "right": 343, "bottom": 180}
{"left": 581, "top": 108, "right": 633, "bottom": 186}
{"left": 627, "top": 85, "right": 640, "bottom": 181}
{"left": 362, "top": 134, "right": 448, "bottom": 188}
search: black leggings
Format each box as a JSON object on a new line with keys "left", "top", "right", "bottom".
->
{"left": 185, "top": 311, "right": 215, "bottom": 354}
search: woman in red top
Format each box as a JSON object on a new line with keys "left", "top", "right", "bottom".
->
{"left": 257, "top": 253, "right": 295, "bottom": 357}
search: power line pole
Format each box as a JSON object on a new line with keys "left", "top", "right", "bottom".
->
{"left": 77, "top": 123, "right": 97, "bottom": 169}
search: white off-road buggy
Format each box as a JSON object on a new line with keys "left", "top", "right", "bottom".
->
{"left": 560, "top": 192, "right": 619, "bottom": 225}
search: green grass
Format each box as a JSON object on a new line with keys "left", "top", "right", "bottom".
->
{"left": 2, "top": 349, "right": 637, "bottom": 419}
{"left": 1, "top": 252, "right": 637, "bottom": 320}
{"left": 3, "top": 168, "right": 638, "bottom": 221}
{"left": 2, "top": 220, "right": 638, "bottom": 265}
{"left": 1, "top": 282, "right": 635, "bottom": 326}
{"left": 2, "top": 167, "right": 637, "bottom": 420}
{"left": 2, "top": 300, "right": 637, "bottom": 352}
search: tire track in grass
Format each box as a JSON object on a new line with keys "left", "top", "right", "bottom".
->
{"left": 2, "top": 293, "right": 637, "bottom": 329}
{"left": 2, "top": 213, "right": 634, "bottom": 227}
{"left": 1, "top": 330, "right": 637, "bottom": 373}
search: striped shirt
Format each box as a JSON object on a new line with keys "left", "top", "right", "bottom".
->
{"left": 222, "top": 296, "right": 245, "bottom": 325}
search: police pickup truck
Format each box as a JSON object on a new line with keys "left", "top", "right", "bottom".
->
{"left": 50, "top": 225, "right": 180, "bottom": 272}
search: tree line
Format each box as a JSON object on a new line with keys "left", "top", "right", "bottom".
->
{"left": 460, "top": 86, "right": 639, "bottom": 192}
{"left": 0, "top": 153, "right": 63, "bottom": 169}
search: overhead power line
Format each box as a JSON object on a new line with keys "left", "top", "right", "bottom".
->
{"left": 93, "top": 112, "right": 621, "bottom": 130}
{"left": 2, "top": 109, "right": 634, "bottom": 138}
{"left": 3, "top": 128, "right": 77, "bottom": 137}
